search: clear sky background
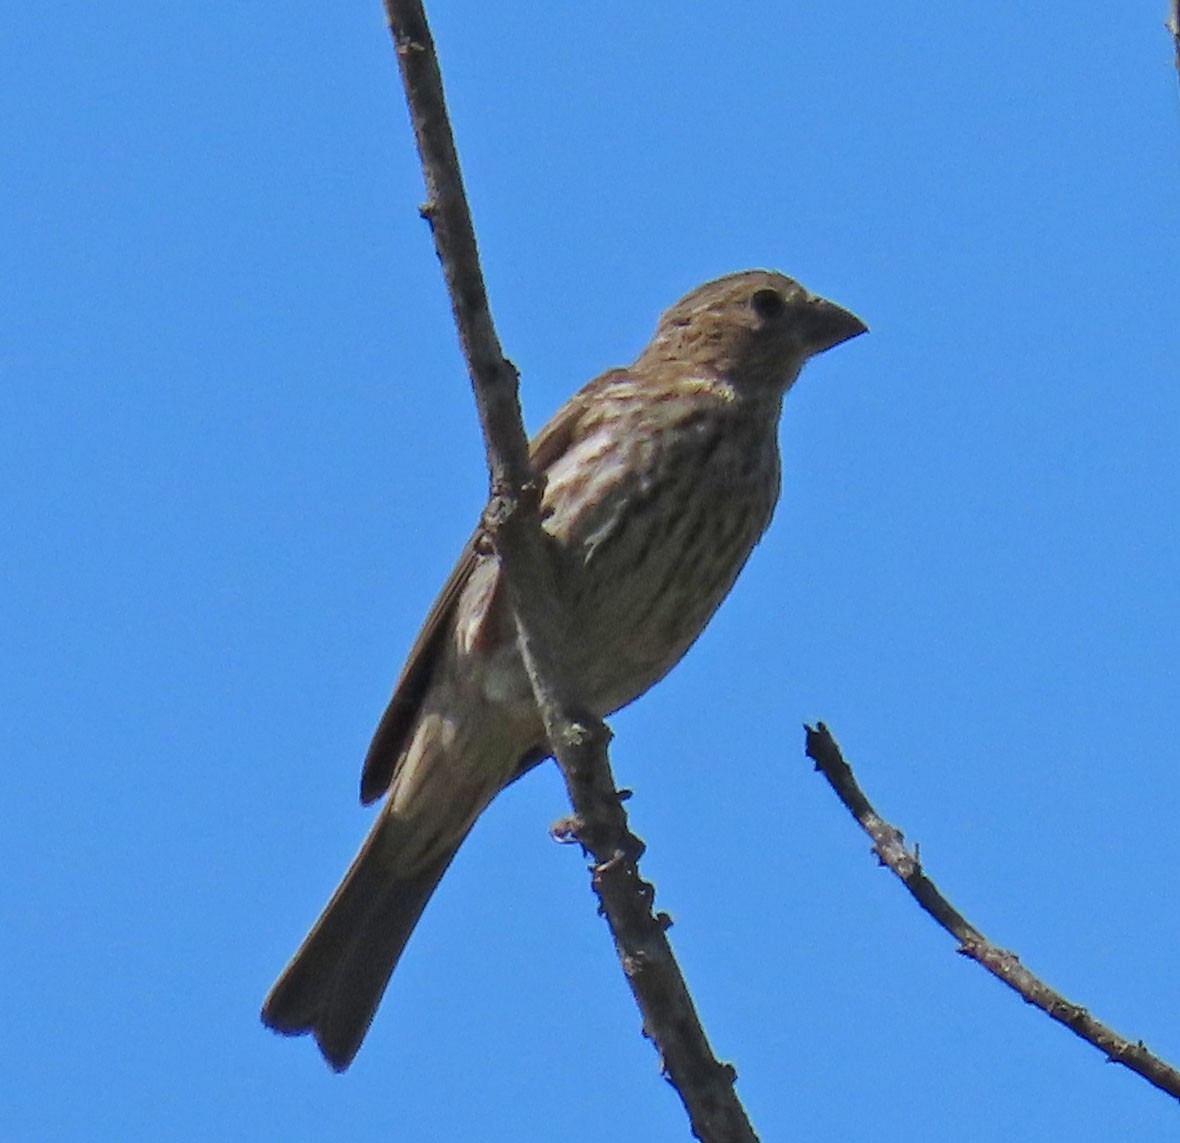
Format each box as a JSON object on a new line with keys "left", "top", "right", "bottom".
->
{"left": 5, "top": 5, "right": 1179, "bottom": 1140}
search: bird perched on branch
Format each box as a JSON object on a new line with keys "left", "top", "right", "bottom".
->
{"left": 261, "top": 269, "right": 867, "bottom": 1070}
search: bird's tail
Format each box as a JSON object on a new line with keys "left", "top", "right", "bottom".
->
{"left": 260, "top": 805, "right": 466, "bottom": 1072}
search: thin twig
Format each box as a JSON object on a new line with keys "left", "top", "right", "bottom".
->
{"left": 804, "top": 721, "right": 1180, "bottom": 1102}
{"left": 380, "top": 3, "right": 759, "bottom": 1139}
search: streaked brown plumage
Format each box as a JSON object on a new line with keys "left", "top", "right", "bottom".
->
{"left": 261, "top": 270, "right": 866, "bottom": 1070}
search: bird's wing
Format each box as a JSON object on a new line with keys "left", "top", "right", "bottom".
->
{"left": 357, "top": 373, "right": 626, "bottom": 805}
{"left": 358, "top": 532, "right": 481, "bottom": 804}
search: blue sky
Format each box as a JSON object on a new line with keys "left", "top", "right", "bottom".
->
{"left": 5, "top": 4, "right": 1179, "bottom": 1140}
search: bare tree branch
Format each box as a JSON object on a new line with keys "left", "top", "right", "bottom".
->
{"left": 380, "top": 2, "right": 759, "bottom": 1138}
{"left": 804, "top": 722, "right": 1180, "bottom": 1102}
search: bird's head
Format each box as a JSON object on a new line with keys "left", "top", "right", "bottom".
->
{"left": 636, "top": 269, "right": 867, "bottom": 392}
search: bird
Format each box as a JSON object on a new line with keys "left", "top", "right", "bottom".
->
{"left": 261, "top": 269, "right": 866, "bottom": 1071}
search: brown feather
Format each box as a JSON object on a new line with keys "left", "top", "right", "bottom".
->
{"left": 359, "top": 535, "right": 479, "bottom": 804}
{"left": 356, "top": 372, "right": 618, "bottom": 804}
{"left": 260, "top": 809, "right": 462, "bottom": 1071}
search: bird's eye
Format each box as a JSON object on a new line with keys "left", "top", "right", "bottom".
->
{"left": 750, "top": 289, "right": 786, "bottom": 321}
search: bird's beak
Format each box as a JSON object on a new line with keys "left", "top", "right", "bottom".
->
{"left": 795, "top": 295, "right": 869, "bottom": 354}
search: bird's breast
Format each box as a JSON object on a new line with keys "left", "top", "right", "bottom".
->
{"left": 541, "top": 391, "right": 782, "bottom": 714}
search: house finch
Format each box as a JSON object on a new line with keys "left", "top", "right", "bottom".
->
{"left": 261, "top": 269, "right": 866, "bottom": 1070}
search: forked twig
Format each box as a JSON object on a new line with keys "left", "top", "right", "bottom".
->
{"left": 805, "top": 721, "right": 1180, "bottom": 1102}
